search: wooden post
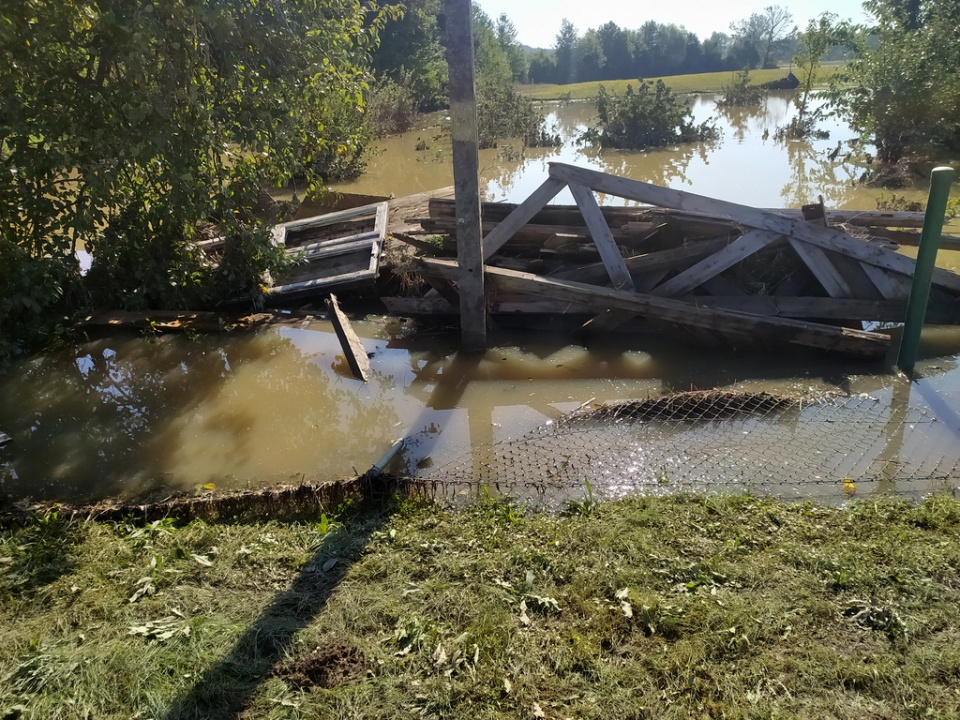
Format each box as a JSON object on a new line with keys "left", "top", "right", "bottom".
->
{"left": 897, "top": 166, "right": 955, "bottom": 374}
{"left": 443, "top": 0, "right": 486, "bottom": 351}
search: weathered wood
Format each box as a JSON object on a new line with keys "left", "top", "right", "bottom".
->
{"left": 548, "top": 163, "right": 960, "bottom": 294}
{"left": 382, "top": 295, "right": 593, "bottom": 315}
{"left": 861, "top": 262, "right": 911, "bottom": 299}
{"left": 429, "top": 197, "right": 644, "bottom": 226}
{"left": 859, "top": 227, "right": 960, "bottom": 248}
{"left": 326, "top": 294, "right": 371, "bottom": 382}
{"left": 425, "top": 277, "right": 462, "bottom": 308}
{"left": 783, "top": 238, "right": 849, "bottom": 297}
{"left": 444, "top": 0, "right": 485, "bottom": 351}
{"left": 568, "top": 182, "right": 634, "bottom": 290}
{"left": 481, "top": 177, "right": 566, "bottom": 259}
{"left": 419, "top": 258, "right": 891, "bottom": 357}
{"left": 826, "top": 251, "right": 883, "bottom": 300}
{"left": 415, "top": 216, "right": 635, "bottom": 242}
{"left": 555, "top": 237, "right": 736, "bottom": 285}
{"left": 650, "top": 230, "right": 781, "bottom": 297}
{"left": 678, "top": 296, "right": 958, "bottom": 323}
{"left": 264, "top": 269, "right": 376, "bottom": 301}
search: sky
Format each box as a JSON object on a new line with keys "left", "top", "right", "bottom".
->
{"left": 474, "top": 0, "right": 870, "bottom": 50}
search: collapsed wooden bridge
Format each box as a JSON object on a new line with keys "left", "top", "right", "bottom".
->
{"left": 385, "top": 162, "right": 960, "bottom": 359}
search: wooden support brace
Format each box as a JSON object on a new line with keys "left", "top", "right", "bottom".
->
{"left": 650, "top": 230, "right": 781, "bottom": 297}
{"left": 482, "top": 177, "right": 566, "bottom": 259}
{"left": 567, "top": 182, "right": 634, "bottom": 290}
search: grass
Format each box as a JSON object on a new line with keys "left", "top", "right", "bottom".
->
{"left": 520, "top": 67, "right": 844, "bottom": 101}
{"left": 2, "top": 492, "right": 960, "bottom": 719}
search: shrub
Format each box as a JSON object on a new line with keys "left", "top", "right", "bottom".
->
{"left": 580, "top": 80, "right": 719, "bottom": 150}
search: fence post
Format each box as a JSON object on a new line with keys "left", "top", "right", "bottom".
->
{"left": 443, "top": 0, "right": 486, "bottom": 352}
{"left": 897, "top": 166, "right": 955, "bottom": 374}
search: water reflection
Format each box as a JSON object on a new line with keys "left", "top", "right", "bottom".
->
{"left": 2, "top": 320, "right": 959, "bottom": 503}
{"left": 335, "top": 92, "right": 935, "bottom": 213}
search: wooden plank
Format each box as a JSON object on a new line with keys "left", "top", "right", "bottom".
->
{"left": 429, "top": 197, "right": 644, "bottom": 226}
{"left": 551, "top": 237, "right": 733, "bottom": 284}
{"left": 482, "top": 177, "right": 566, "bottom": 259}
{"left": 326, "top": 294, "right": 371, "bottom": 382}
{"left": 548, "top": 163, "right": 960, "bottom": 295}
{"left": 382, "top": 295, "right": 593, "bottom": 315}
{"left": 444, "top": 0, "right": 485, "bottom": 351}
{"left": 861, "top": 262, "right": 911, "bottom": 299}
{"left": 679, "top": 296, "right": 937, "bottom": 322}
{"left": 567, "top": 182, "right": 634, "bottom": 290}
{"left": 650, "top": 230, "right": 781, "bottom": 297}
{"left": 786, "top": 237, "right": 853, "bottom": 298}
{"left": 263, "top": 269, "right": 375, "bottom": 300}
{"left": 419, "top": 258, "right": 891, "bottom": 358}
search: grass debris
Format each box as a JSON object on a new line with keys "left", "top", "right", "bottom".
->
{"left": 2, "top": 493, "right": 960, "bottom": 719}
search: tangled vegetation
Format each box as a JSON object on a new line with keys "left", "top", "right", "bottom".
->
{"left": 0, "top": 0, "right": 394, "bottom": 360}
{"left": 825, "top": 0, "right": 960, "bottom": 164}
{"left": 580, "top": 80, "right": 719, "bottom": 150}
{"left": 716, "top": 69, "right": 767, "bottom": 108}
{"left": 2, "top": 493, "right": 959, "bottom": 718}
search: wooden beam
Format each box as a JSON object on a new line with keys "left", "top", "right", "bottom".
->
{"left": 786, "top": 238, "right": 853, "bottom": 298}
{"left": 419, "top": 258, "right": 891, "bottom": 358}
{"left": 567, "top": 182, "right": 634, "bottom": 290}
{"left": 444, "top": 0, "right": 485, "bottom": 351}
{"left": 326, "top": 294, "right": 371, "bottom": 382}
{"left": 551, "top": 237, "right": 733, "bottom": 285}
{"left": 678, "top": 295, "right": 960, "bottom": 322}
{"left": 650, "top": 230, "right": 781, "bottom": 297}
{"left": 860, "top": 262, "right": 910, "bottom": 299}
{"left": 481, "top": 177, "right": 566, "bottom": 259}
{"left": 547, "top": 163, "right": 960, "bottom": 294}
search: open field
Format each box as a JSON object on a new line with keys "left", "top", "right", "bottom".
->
{"left": 2, "top": 492, "right": 959, "bottom": 719}
{"left": 520, "top": 67, "right": 844, "bottom": 101}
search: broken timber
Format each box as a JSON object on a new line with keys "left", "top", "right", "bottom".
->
{"left": 418, "top": 258, "right": 891, "bottom": 358}
{"left": 326, "top": 293, "right": 371, "bottom": 382}
{"left": 396, "top": 162, "right": 960, "bottom": 357}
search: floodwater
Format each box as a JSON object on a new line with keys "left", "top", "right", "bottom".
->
{"left": 3, "top": 91, "right": 960, "bottom": 503}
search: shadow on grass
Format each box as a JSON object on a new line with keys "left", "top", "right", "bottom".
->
{"left": 159, "top": 490, "right": 398, "bottom": 720}
{"left": 0, "top": 510, "right": 81, "bottom": 595}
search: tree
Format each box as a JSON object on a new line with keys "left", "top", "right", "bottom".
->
{"left": 827, "top": 0, "right": 960, "bottom": 163}
{"left": 729, "top": 5, "right": 795, "bottom": 69}
{"left": 0, "top": 0, "right": 391, "bottom": 357}
{"left": 554, "top": 19, "right": 579, "bottom": 84}
{"left": 372, "top": 0, "right": 447, "bottom": 111}
{"left": 596, "top": 22, "right": 633, "bottom": 80}
{"left": 496, "top": 14, "right": 529, "bottom": 83}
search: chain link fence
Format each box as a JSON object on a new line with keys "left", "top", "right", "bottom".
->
{"left": 406, "top": 390, "right": 960, "bottom": 507}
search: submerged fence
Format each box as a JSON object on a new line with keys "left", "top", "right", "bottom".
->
{"left": 408, "top": 389, "right": 960, "bottom": 507}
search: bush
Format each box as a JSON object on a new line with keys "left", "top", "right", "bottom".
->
{"left": 717, "top": 69, "right": 767, "bottom": 107}
{"left": 580, "top": 81, "right": 720, "bottom": 150}
{"left": 365, "top": 76, "right": 420, "bottom": 138}
{"left": 476, "top": 82, "right": 561, "bottom": 150}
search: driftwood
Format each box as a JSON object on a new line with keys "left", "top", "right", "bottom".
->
{"left": 326, "top": 294, "right": 371, "bottom": 382}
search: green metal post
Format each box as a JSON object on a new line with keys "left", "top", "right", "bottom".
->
{"left": 897, "top": 166, "right": 955, "bottom": 373}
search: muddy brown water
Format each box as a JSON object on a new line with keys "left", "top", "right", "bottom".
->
{"left": 3, "top": 92, "right": 959, "bottom": 504}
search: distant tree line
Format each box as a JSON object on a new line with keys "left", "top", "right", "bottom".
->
{"left": 527, "top": 7, "right": 798, "bottom": 85}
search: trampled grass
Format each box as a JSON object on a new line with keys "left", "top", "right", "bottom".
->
{"left": 520, "top": 67, "right": 844, "bottom": 101}
{"left": 2, "top": 492, "right": 960, "bottom": 719}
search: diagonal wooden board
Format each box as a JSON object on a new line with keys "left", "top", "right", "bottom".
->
{"left": 547, "top": 163, "right": 960, "bottom": 295}
{"left": 326, "top": 293, "right": 371, "bottom": 382}
{"left": 419, "top": 258, "right": 891, "bottom": 358}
